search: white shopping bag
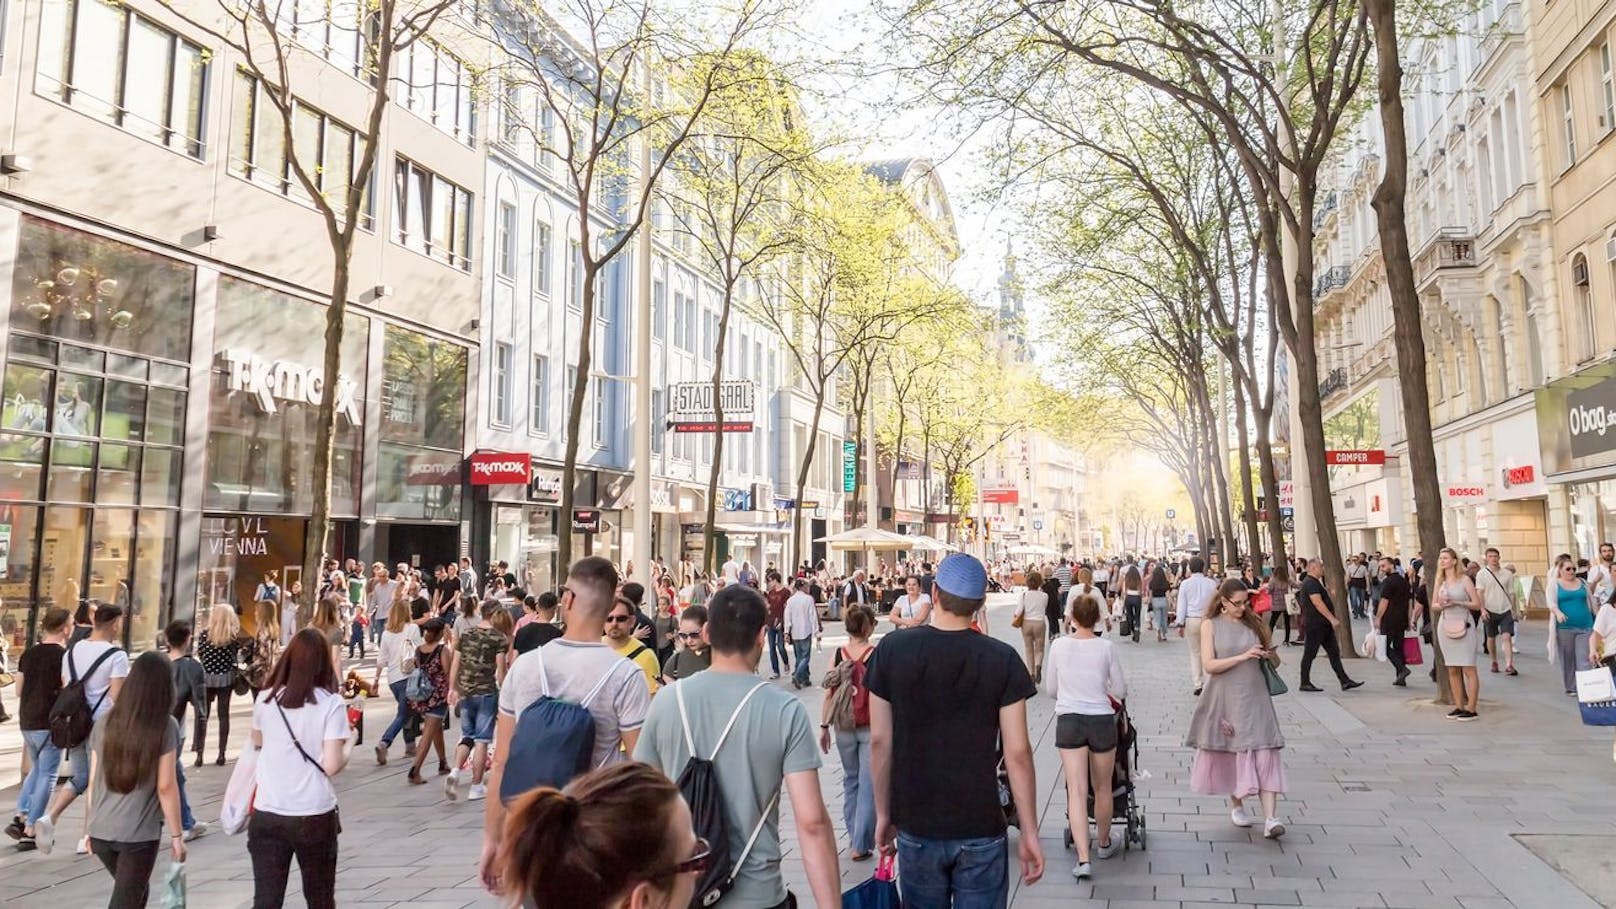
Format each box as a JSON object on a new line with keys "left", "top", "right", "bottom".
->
{"left": 1576, "top": 666, "right": 1616, "bottom": 704}
{"left": 219, "top": 746, "right": 258, "bottom": 835}
{"left": 1359, "top": 631, "right": 1387, "bottom": 661}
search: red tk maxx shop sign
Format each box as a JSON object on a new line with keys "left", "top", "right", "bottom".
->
{"left": 469, "top": 451, "right": 532, "bottom": 485}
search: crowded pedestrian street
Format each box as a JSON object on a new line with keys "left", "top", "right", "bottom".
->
{"left": 1, "top": 590, "right": 1608, "bottom": 909}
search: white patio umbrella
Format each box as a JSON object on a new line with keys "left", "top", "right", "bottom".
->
{"left": 816, "top": 524, "right": 918, "bottom": 571}
{"left": 1006, "top": 542, "right": 1060, "bottom": 557}
{"left": 906, "top": 534, "right": 956, "bottom": 553}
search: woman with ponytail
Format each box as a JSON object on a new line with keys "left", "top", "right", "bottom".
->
{"left": 491, "top": 762, "right": 708, "bottom": 909}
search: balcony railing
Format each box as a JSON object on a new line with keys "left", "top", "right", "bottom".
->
{"left": 1312, "top": 192, "right": 1340, "bottom": 230}
{"left": 1480, "top": 1, "right": 1522, "bottom": 62}
{"left": 1313, "top": 265, "right": 1351, "bottom": 301}
{"left": 1414, "top": 229, "right": 1477, "bottom": 286}
{"left": 1319, "top": 367, "right": 1348, "bottom": 400}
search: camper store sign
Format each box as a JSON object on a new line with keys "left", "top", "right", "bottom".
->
{"left": 221, "top": 349, "right": 361, "bottom": 424}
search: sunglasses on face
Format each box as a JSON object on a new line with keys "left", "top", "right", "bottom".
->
{"left": 606, "top": 614, "right": 634, "bottom": 624}
{"left": 676, "top": 631, "right": 702, "bottom": 640}
{"left": 1228, "top": 596, "right": 1249, "bottom": 604}
{"left": 667, "top": 837, "right": 713, "bottom": 876}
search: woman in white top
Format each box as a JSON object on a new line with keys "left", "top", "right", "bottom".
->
{"left": 890, "top": 576, "right": 932, "bottom": 629}
{"left": 371, "top": 600, "right": 423, "bottom": 764}
{"left": 250, "top": 628, "right": 351, "bottom": 909}
{"left": 1045, "top": 592, "right": 1127, "bottom": 881}
{"left": 1014, "top": 570, "right": 1050, "bottom": 683}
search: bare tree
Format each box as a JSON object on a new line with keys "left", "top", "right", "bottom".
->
{"left": 168, "top": 0, "right": 461, "bottom": 600}
{"left": 490, "top": 0, "right": 778, "bottom": 571}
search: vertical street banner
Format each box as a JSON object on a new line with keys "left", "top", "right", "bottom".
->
{"left": 843, "top": 440, "right": 857, "bottom": 492}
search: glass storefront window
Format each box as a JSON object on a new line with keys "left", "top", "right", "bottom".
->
{"left": 0, "top": 505, "right": 41, "bottom": 654}
{"left": 53, "top": 373, "right": 101, "bottom": 437}
{"left": 103, "top": 380, "right": 147, "bottom": 441}
{"left": 132, "top": 510, "right": 176, "bottom": 642}
{"left": 206, "top": 277, "right": 368, "bottom": 515}
{"left": 376, "top": 443, "right": 461, "bottom": 520}
{"left": 39, "top": 505, "right": 90, "bottom": 615}
{"left": 146, "top": 387, "right": 185, "bottom": 445}
{"left": 380, "top": 324, "right": 467, "bottom": 449}
{"left": 2, "top": 363, "right": 54, "bottom": 431}
{"left": 46, "top": 440, "right": 95, "bottom": 500}
{"left": 0, "top": 435, "right": 45, "bottom": 501}
{"left": 11, "top": 217, "right": 195, "bottom": 362}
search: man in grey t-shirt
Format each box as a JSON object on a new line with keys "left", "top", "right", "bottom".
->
{"left": 635, "top": 585, "right": 839, "bottom": 908}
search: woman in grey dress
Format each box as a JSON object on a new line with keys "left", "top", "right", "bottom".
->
{"left": 1434, "top": 547, "right": 1483, "bottom": 720}
{"left": 1186, "top": 578, "right": 1288, "bottom": 839}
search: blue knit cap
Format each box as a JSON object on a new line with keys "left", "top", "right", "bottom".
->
{"left": 934, "top": 552, "right": 988, "bottom": 599}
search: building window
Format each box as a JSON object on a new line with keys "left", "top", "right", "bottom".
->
{"left": 1574, "top": 253, "right": 1595, "bottom": 362}
{"left": 1561, "top": 83, "right": 1577, "bottom": 167}
{"left": 497, "top": 201, "right": 517, "bottom": 279}
{"left": 564, "top": 366, "right": 578, "bottom": 427}
{"left": 536, "top": 103, "right": 555, "bottom": 173}
{"left": 1602, "top": 44, "right": 1615, "bottom": 134}
{"left": 270, "top": 0, "right": 369, "bottom": 78}
{"left": 37, "top": 0, "right": 207, "bottom": 157}
{"left": 393, "top": 40, "right": 476, "bottom": 145}
{"left": 568, "top": 241, "right": 583, "bottom": 310}
{"left": 592, "top": 379, "right": 604, "bottom": 448}
{"left": 492, "top": 341, "right": 513, "bottom": 426}
{"left": 231, "top": 71, "right": 372, "bottom": 227}
{"left": 531, "top": 354, "right": 549, "bottom": 432}
{"left": 393, "top": 156, "right": 473, "bottom": 270}
{"left": 651, "top": 388, "right": 664, "bottom": 455}
{"left": 498, "top": 79, "right": 521, "bottom": 147}
{"left": 533, "top": 220, "right": 552, "bottom": 295}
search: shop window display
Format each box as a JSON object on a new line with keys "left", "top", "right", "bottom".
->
{"left": 375, "top": 324, "right": 466, "bottom": 521}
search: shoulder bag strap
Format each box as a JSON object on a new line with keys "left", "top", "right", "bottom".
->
{"left": 579, "top": 657, "right": 624, "bottom": 707}
{"left": 710, "top": 680, "right": 781, "bottom": 884}
{"left": 275, "top": 701, "right": 328, "bottom": 776}
{"left": 80, "top": 647, "right": 120, "bottom": 714}
{"left": 673, "top": 676, "right": 697, "bottom": 758}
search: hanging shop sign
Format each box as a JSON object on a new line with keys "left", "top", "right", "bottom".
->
{"left": 571, "top": 508, "right": 601, "bottom": 534}
{"left": 668, "top": 380, "right": 755, "bottom": 433}
{"left": 1325, "top": 449, "right": 1387, "bottom": 466}
{"left": 842, "top": 441, "right": 857, "bottom": 493}
{"left": 723, "top": 488, "right": 753, "bottom": 512}
{"left": 469, "top": 451, "right": 532, "bottom": 486}
{"left": 529, "top": 467, "right": 564, "bottom": 502}
{"left": 981, "top": 487, "right": 1019, "bottom": 505}
{"left": 1501, "top": 465, "right": 1535, "bottom": 488}
{"left": 220, "top": 348, "right": 360, "bottom": 423}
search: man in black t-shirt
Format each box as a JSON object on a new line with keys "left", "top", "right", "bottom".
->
{"left": 1298, "top": 558, "right": 1362, "bottom": 692}
{"left": 1375, "top": 558, "right": 1414, "bottom": 686}
{"left": 867, "top": 553, "right": 1044, "bottom": 904}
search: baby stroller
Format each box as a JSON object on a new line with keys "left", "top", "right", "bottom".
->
{"left": 342, "top": 671, "right": 377, "bottom": 745}
{"left": 1063, "top": 701, "right": 1146, "bottom": 852}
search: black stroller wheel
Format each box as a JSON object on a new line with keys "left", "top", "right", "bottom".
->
{"left": 1136, "top": 811, "right": 1148, "bottom": 849}
{"left": 1063, "top": 827, "right": 1073, "bottom": 850}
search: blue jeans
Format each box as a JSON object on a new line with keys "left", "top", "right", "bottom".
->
{"left": 1150, "top": 597, "right": 1169, "bottom": 637}
{"left": 835, "top": 727, "right": 875, "bottom": 855}
{"left": 17, "top": 729, "right": 62, "bottom": 827}
{"left": 1348, "top": 586, "right": 1366, "bottom": 617}
{"left": 66, "top": 743, "right": 90, "bottom": 795}
{"left": 766, "top": 625, "right": 790, "bottom": 676}
{"left": 381, "top": 679, "right": 417, "bottom": 748}
{"left": 792, "top": 638, "right": 812, "bottom": 687}
{"left": 897, "top": 831, "right": 1009, "bottom": 909}
{"left": 460, "top": 693, "right": 497, "bottom": 743}
{"left": 175, "top": 735, "right": 195, "bottom": 831}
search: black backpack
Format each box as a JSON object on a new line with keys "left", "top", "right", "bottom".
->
{"left": 50, "top": 645, "right": 120, "bottom": 748}
{"left": 673, "top": 680, "right": 778, "bottom": 909}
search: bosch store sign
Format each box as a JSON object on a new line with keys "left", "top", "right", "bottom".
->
{"left": 1444, "top": 484, "right": 1487, "bottom": 502}
{"left": 469, "top": 451, "right": 531, "bottom": 485}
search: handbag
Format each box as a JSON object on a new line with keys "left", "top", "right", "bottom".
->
{"left": 1402, "top": 635, "right": 1424, "bottom": 665}
{"left": 1440, "top": 609, "right": 1470, "bottom": 640}
{"left": 1576, "top": 665, "right": 1616, "bottom": 726}
{"left": 841, "top": 855, "right": 899, "bottom": 909}
{"left": 1252, "top": 587, "right": 1272, "bottom": 614}
{"left": 1259, "top": 658, "right": 1288, "bottom": 696}
{"left": 0, "top": 670, "right": 13, "bottom": 688}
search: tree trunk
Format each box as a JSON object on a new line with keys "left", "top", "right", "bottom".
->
{"left": 1367, "top": 0, "right": 1450, "bottom": 700}
{"left": 1255, "top": 403, "right": 1288, "bottom": 570}
{"left": 702, "top": 289, "right": 736, "bottom": 575}
{"left": 1233, "top": 377, "right": 1262, "bottom": 563}
{"left": 557, "top": 256, "right": 601, "bottom": 575}
{"left": 1287, "top": 188, "right": 1354, "bottom": 653}
{"left": 300, "top": 255, "right": 353, "bottom": 608}
{"left": 792, "top": 389, "right": 828, "bottom": 571}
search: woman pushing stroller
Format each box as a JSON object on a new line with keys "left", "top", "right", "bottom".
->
{"left": 1045, "top": 591, "right": 1127, "bottom": 881}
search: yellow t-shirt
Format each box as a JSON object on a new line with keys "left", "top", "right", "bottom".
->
{"left": 606, "top": 635, "right": 662, "bottom": 694}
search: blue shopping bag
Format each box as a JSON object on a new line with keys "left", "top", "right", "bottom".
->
{"left": 842, "top": 855, "right": 900, "bottom": 909}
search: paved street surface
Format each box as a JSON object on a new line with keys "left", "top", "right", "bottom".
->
{"left": 1, "top": 595, "right": 1612, "bottom": 907}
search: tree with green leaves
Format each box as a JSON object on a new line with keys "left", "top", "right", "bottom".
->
{"left": 660, "top": 53, "right": 820, "bottom": 572}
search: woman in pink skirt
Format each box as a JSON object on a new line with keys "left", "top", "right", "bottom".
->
{"left": 1185, "top": 578, "right": 1288, "bottom": 839}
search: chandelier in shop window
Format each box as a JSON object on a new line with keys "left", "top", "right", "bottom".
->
{"left": 21, "top": 263, "right": 133, "bottom": 329}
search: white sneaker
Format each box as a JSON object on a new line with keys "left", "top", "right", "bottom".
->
{"left": 467, "top": 784, "right": 487, "bottom": 802}
{"left": 1095, "top": 839, "right": 1120, "bottom": 859}
{"left": 444, "top": 769, "right": 462, "bottom": 801}
{"left": 183, "top": 822, "right": 209, "bottom": 842}
{"left": 32, "top": 816, "right": 53, "bottom": 855}
{"left": 76, "top": 835, "right": 90, "bottom": 855}
{"left": 1072, "top": 861, "right": 1092, "bottom": 880}
{"left": 1230, "top": 806, "right": 1253, "bottom": 828}
{"left": 1264, "top": 817, "right": 1286, "bottom": 839}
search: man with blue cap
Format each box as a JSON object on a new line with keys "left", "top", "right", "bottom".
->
{"left": 866, "top": 552, "right": 1045, "bottom": 906}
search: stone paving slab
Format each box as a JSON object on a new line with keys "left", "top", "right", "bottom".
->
{"left": 0, "top": 596, "right": 1611, "bottom": 906}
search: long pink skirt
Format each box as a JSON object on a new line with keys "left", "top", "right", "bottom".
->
{"left": 1189, "top": 748, "right": 1286, "bottom": 799}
